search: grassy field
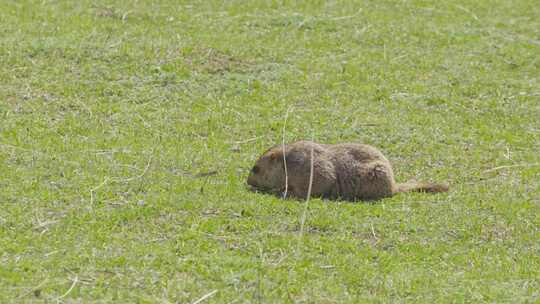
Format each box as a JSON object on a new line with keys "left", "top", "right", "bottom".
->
{"left": 1, "top": 0, "right": 539, "bottom": 302}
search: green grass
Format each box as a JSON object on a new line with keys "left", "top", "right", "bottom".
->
{"left": 1, "top": 0, "right": 539, "bottom": 302}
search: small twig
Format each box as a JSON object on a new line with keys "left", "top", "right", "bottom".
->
{"left": 44, "top": 250, "right": 59, "bottom": 257}
{"left": 34, "top": 220, "right": 59, "bottom": 230}
{"left": 17, "top": 278, "right": 48, "bottom": 299}
{"left": 454, "top": 4, "right": 478, "bottom": 21}
{"left": 507, "top": 92, "right": 540, "bottom": 100}
{"left": 370, "top": 223, "right": 378, "bottom": 241}
{"left": 112, "top": 148, "right": 155, "bottom": 183}
{"left": 229, "top": 136, "right": 262, "bottom": 145}
{"left": 121, "top": 11, "right": 129, "bottom": 23}
{"left": 320, "top": 265, "right": 335, "bottom": 269}
{"left": 56, "top": 276, "right": 78, "bottom": 302}
{"left": 326, "top": 9, "right": 362, "bottom": 21}
{"left": 171, "top": 169, "right": 218, "bottom": 178}
{"left": 74, "top": 96, "right": 93, "bottom": 118}
{"left": 88, "top": 147, "right": 157, "bottom": 203}
{"left": 193, "top": 171, "right": 218, "bottom": 178}
{"left": 90, "top": 177, "right": 109, "bottom": 205}
{"left": 483, "top": 163, "right": 540, "bottom": 173}
{"left": 191, "top": 290, "right": 218, "bottom": 304}
{"left": 355, "top": 123, "right": 380, "bottom": 127}
{"left": 271, "top": 252, "right": 288, "bottom": 267}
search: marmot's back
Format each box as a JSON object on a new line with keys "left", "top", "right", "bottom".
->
{"left": 325, "top": 143, "right": 395, "bottom": 200}
{"left": 327, "top": 143, "right": 389, "bottom": 163}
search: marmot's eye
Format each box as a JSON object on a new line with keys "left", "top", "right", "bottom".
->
{"left": 251, "top": 166, "right": 260, "bottom": 174}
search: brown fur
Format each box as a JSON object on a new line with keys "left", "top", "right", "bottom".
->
{"left": 247, "top": 141, "right": 448, "bottom": 201}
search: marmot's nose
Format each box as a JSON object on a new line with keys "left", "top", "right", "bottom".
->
{"left": 246, "top": 176, "right": 259, "bottom": 192}
{"left": 246, "top": 174, "right": 254, "bottom": 186}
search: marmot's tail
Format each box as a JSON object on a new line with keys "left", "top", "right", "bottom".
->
{"left": 395, "top": 181, "right": 449, "bottom": 194}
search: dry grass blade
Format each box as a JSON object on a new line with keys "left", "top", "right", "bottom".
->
{"left": 193, "top": 171, "right": 218, "bottom": 178}
{"left": 191, "top": 290, "right": 218, "bottom": 304}
{"left": 16, "top": 278, "right": 49, "bottom": 300}
{"left": 111, "top": 147, "right": 155, "bottom": 183}
{"left": 483, "top": 163, "right": 540, "bottom": 173}
{"left": 55, "top": 276, "right": 78, "bottom": 301}
{"left": 281, "top": 105, "right": 295, "bottom": 199}
{"left": 299, "top": 133, "right": 315, "bottom": 238}
{"left": 454, "top": 4, "right": 479, "bottom": 21}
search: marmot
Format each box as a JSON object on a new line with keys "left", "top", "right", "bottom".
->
{"left": 247, "top": 141, "right": 448, "bottom": 201}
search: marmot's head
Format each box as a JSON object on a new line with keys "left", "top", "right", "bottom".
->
{"left": 247, "top": 146, "right": 286, "bottom": 194}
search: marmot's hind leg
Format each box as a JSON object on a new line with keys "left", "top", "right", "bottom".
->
{"left": 356, "top": 162, "right": 395, "bottom": 200}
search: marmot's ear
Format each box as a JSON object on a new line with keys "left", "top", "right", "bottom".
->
{"left": 269, "top": 149, "right": 283, "bottom": 161}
